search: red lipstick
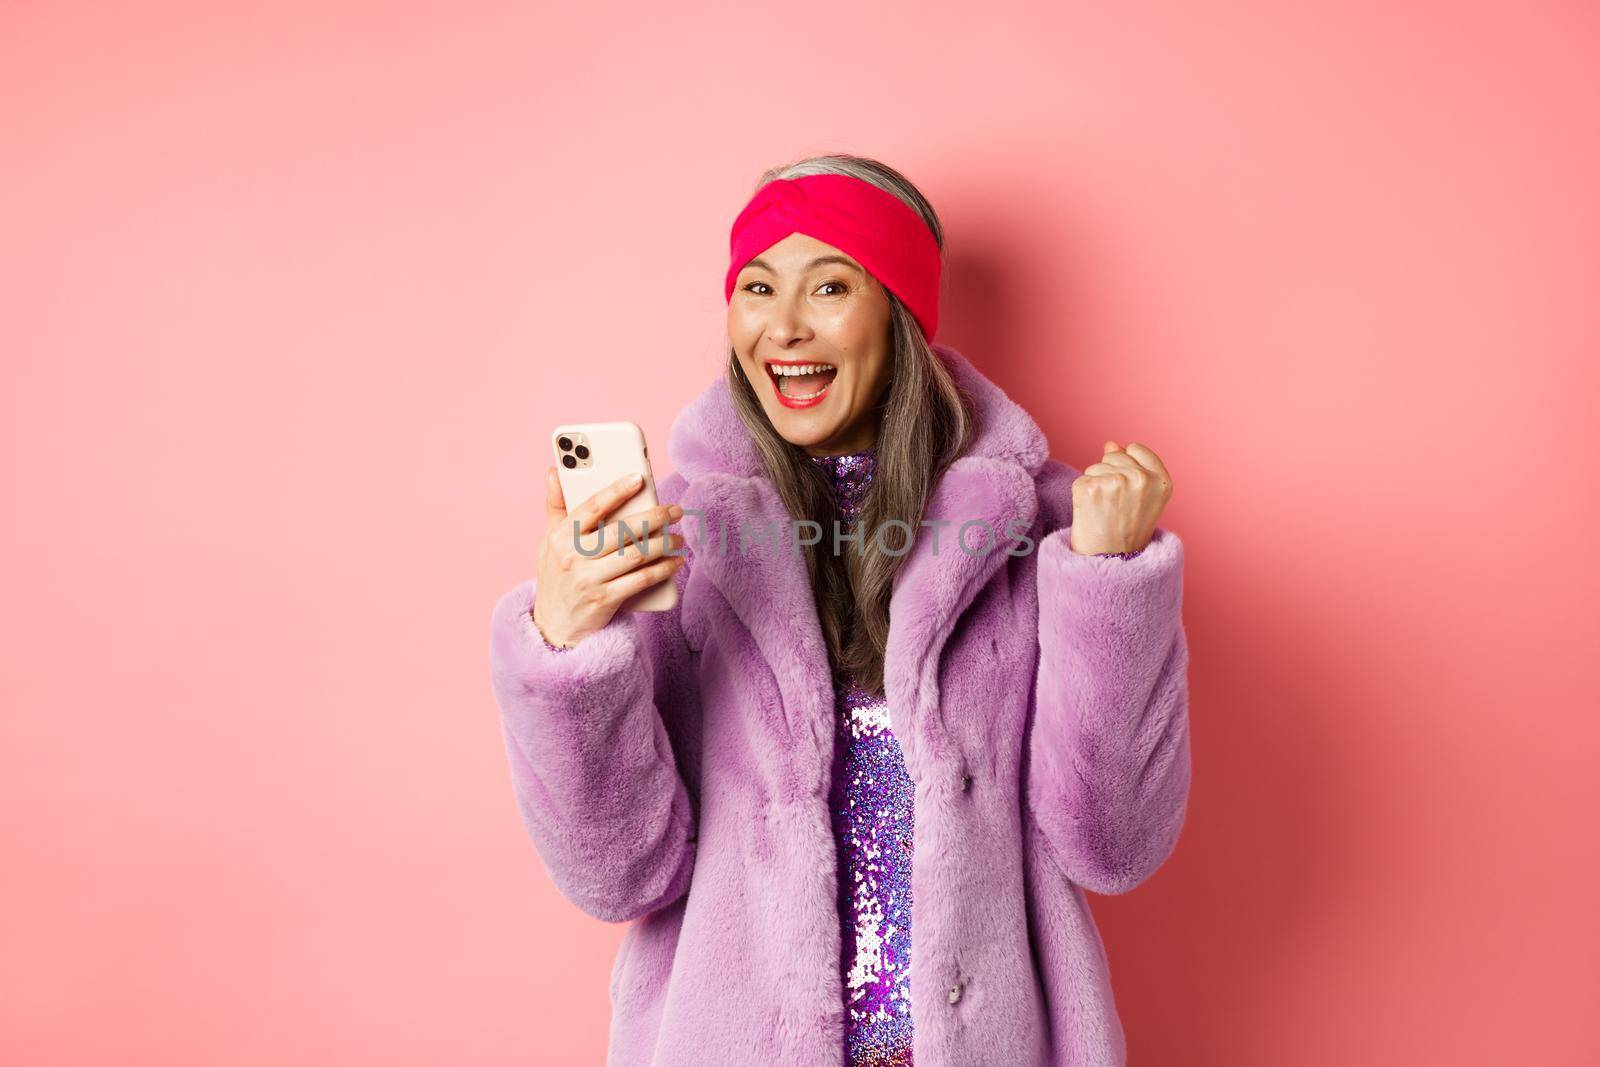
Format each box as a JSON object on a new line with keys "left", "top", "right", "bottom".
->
{"left": 763, "top": 358, "right": 838, "bottom": 410}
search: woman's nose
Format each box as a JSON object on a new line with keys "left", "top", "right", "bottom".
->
{"left": 765, "top": 295, "right": 812, "bottom": 346}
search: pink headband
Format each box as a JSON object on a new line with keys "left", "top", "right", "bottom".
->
{"left": 724, "top": 173, "right": 942, "bottom": 342}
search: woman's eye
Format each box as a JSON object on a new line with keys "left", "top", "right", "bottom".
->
{"left": 741, "top": 280, "right": 848, "bottom": 296}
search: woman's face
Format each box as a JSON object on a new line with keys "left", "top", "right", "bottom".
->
{"left": 728, "top": 232, "right": 894, "bottom": 456}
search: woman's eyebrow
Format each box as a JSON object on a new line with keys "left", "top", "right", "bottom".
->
{"left": 744, "top": 255, "right": 863, "bottom": 274}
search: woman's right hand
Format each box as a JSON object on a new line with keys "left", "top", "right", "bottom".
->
{"left": 531, "top": 467, "right": 686, "bottom": 649}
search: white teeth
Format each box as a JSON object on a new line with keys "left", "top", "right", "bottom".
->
{"left": 770, "top": 363, "right": 835, "bottom": 376}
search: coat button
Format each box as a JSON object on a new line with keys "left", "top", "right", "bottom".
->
{"left": 959, "top": 773, "right": 972, "bottom": 793}
{"left": 948, "top": 982, "right": 963, "bottom": 1004}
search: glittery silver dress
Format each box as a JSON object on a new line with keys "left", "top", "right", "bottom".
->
{"left": 810, "top": 446, "right": 916, "bottom": 1067}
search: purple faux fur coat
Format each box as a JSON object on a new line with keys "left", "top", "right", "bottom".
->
{"left": 488, "top": 344, "right": 1191, "bottom": 1066}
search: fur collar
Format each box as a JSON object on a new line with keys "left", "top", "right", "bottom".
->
{"left": 665, "top": 344, "right": 1051, "bottom": 785}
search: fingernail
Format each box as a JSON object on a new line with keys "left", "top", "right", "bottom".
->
{"left": 668, "top": 504, "right": 684, "bottom": 520}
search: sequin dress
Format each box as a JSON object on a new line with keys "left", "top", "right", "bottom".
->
{"left": 811, "top": 446, "right": 918, "bottom": 1067}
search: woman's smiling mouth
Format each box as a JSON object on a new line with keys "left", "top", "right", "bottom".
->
{"left": 765, "top": 359, "right": 839, "bottom": 409}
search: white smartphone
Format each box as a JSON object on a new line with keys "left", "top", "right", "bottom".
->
{"left": 551, "top": 421, "right": 679, "bottom": 613}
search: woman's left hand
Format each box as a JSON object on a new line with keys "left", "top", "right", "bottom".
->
{"left": 1069, "top": 440, "right": 1174, "bottom": 555}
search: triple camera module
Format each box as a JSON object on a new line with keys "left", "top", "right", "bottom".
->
{"left": 556, "top": 433, "right": 591, "bottom": 469}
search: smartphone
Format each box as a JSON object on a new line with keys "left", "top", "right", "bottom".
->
{"left": 551, "top": 421, "right": 679, "bottom": 613}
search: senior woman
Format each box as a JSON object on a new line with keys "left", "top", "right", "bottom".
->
{"left": 488, "top": 154, "right": 1191, "bottom": 1066}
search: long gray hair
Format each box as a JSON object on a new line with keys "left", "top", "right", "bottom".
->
{"left": 725, "top": 154, "right": 975, "bottom": 698}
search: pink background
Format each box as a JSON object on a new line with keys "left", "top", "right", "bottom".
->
{"left": 4, "top": 3, "right": 1596, "bottom": 1064}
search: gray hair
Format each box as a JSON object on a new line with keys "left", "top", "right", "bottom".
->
{"left": 725, "top": 153, "right": 972, "bottom": 697}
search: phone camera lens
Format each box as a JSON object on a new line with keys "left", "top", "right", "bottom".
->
{"left": 557, "top": 436, "right": 573, "bottom": 451}
{"left": 574, "top": 444, "right": 590, "bottom": 460}
{"left": 561, "top": 454, "right": 577, "bottom": 469}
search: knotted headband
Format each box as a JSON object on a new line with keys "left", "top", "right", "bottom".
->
{"left": 724, "top": 173, "right": 942, "bottom": 342}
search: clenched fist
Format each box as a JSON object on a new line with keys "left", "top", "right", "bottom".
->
{"left": 1069, "top": 440, "right": 1173, "bottom": 556}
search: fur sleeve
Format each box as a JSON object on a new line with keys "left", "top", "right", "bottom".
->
{"left": 1027, "top": 457, "right": 1192, "bottom": 895}
{"left": 487, "top": 471, "right": 700, "bottom": 922}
